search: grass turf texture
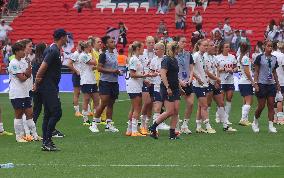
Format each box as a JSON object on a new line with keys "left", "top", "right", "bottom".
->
{"left": 0, "top": 92, "right": 284, "bottom": 178}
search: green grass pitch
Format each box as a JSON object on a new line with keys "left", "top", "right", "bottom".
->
{"left": 0, "top": 92, "right": 284, "bottom": 178}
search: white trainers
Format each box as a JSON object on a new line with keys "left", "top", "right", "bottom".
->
{"left": 251, "top": 122, "right": 260, "bottom": 133}
{"left": 180, "top": 124, "right": 192, "bottom": 134}
{"left": 269, "top": 126, "right": 277, "bottom": 133}
{"left": 89, "top": 124, "right": 99, "bottom": 133}
{"left": 157, "top": 122, "right": 170, "bottom": 130}
{"left": 227, "top": 120, "right": 232, "bottom": 125}
{"left": 105, "top": 123, "right": 119, "bottom": 132}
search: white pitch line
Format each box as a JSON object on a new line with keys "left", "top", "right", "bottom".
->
{"left": 14, "top": 163, "right": 282, "bottom": 168}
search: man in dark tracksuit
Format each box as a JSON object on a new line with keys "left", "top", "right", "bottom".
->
{"left": 34, "top": 29, "right": 67, "bottom": 151}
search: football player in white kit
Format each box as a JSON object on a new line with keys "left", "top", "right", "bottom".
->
{"left": 67, "top": 41, "right": 83, "bottom": 117}
{"left": 216, "top": 42, "right": 238, "bottom": 125}
{"left": 237, "top": 42, "right": 256, "bottom": 126}
{"left": 78, "top": 41, "right": 99, "bottom": 126}
{"left": 126, "top": 41, "right": 153, "bottom": 136}
{"left": 272, "top": 41, "right": 284, "bottom": 125}
{"left": 192, "top": 39, "right": 216, "bottom": 134}
{"left": 205, "top": 40, "right": 237, "bottom": 132}
{"left": 148, "top": 42, "right": 165, "bottom": 134}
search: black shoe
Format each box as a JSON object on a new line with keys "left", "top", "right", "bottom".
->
{"left": 41, "top": 142, "right": 60, "bottom": 151}
{"left": 148, "top": 126, "right": 158, "bottom": 139}
{"left": 52, "top": 129, "right": 65, "bottom": 138}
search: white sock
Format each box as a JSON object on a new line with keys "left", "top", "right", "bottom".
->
{"left": 153, "top": 113, "right": 160, "bottom": 123}
{"left": 216, "top": 111, "right": 219, "bottom": 119}
{"left": 106, "top": 119, "right": 112, "bottom": 124}
{"left": 14, "top": 118, "right": 24, "bottom": 139}
{"left": 203, "top": 119, "right": 212, "bottom": 129}
{"left": 132, "top": 118, "right": 138, "bottom": 133}
{"left": 242, "top": 104, "right": 251, "bottom": 121}
{"left": 269, "top": 121, "right": 274, "bottom": 128}
{"left": 93, "top": 117, "right": 101, "bottom": 123}
{"left": 183, "top": 118, "right": 189, "bottom": 126}
{"left": 140, "top": 115, "right": 147, "bottom": 128}
{"left": 26, "top": 119, "right": 38, "bottom": 137}
{"left": 127, "top": 120, "right": 132, "bottom": 133}
{"left": 87, "top": 104, "right": 91, "bottom": 113}
{"left": 253, "top": 116, "right": 259, "bottom": 125}
{"left": 217, "top": 107, "right": 227, "bottom": 127}
{"left": 0, "top": 122, "right": 4, "bottom": 132}
{"left": 82, "top": 110, "right": 89, "bottom": 122}
{"left": 207, "top": 107, "right": 211, "bottom": 114}
{"left": 196, "top": 119, "right": 202, "bottom": 129}
{"left": 225, "top": 101, "right": 232, "bottom": 115}
{"left": 22, "top": 114, "right": 30, "bottom": 135}
{"left": 74, "top": 105, "right": 80, "bottom": 113}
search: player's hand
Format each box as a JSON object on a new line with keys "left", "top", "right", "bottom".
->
{"left": 180, "top": 80, "right": 187, "bottom": 87}
{"left": 32, "top": 84, "right": 37, "bottom": 92}
{"left": 167, "top": 88, "right": 173, "bottom": 96}
{"left": 76, "top": 70, "right": 80, "bottom": 76}
{"left": 216, "top": 78, "right": 221, "bottom": 84}
{"left": 179, "top": 86, "right": 185, "bottom": 96}
{"left": 254, "top": 83, "right": 259, "bottom": 92}
{"left": 144, "top": 80, "right": 151, "bottom": 87}
{"left": 214, "top": 82, "right": 220, "bottom": 89}
{"left": 197, "top": 78, "right": 204, "bottom": 86}
{"left": 113, "top": 69, "right": 120, "bottom": 75}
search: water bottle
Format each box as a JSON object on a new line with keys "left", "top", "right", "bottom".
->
{"left": 0, "top": 163, "right": 14, "bottom": 168}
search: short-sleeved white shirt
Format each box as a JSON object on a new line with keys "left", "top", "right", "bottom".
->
{"left": 216, "top": 54, "right": 237, "bottom": 84}
{"left": 150, "top": 56, "right": 163, "bottom": 92}
{"left": 204, "top": 53, "right": 218, "bottom": 84}
{"left": 8, "top": 59, "right": 30, "bottom": 99}
{"left": 126, "top": 55, "right": 144, "bottom": 93}
{"left": 141, "top": 49, "right": 156, "bottom": 83}
{"left": 192, "top": 52, "right": 209, "bottom": 88}
{"left": 71, "top": 51, "right": 81, "bottom": 72}
{"left": 78, "top": 52, "right": 96, "bottom": 85}
{"left": 238, "top": 56, "right": 253, "bottom": 84}
{"left": 272, "top": 50, "right": 284, "bottom": 86}
{"left": 223, "top": 24, "right": 233, "bottom": 41}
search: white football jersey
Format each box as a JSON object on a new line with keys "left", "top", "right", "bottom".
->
{"left": 71, "top": 51, "right": 81, "bottom": 72}
{"left": 238, "top": 56, "right": 252, "bottom": 84}
{"left": 192, "top": 52, "right": 209, "bottom": 88}
{"left": 78, "top": 52, "right": 96, "bottom": 85}
{"left": 150, "top": 56, "right": 163, "bottom": 92}
{"left": 141, "top": 49, "right": 156, "bottom": 83}
{"left": 272, "top": 51, "right": 284, "bottom": 86}
{"left": 8, "top": 59, "right": 30, "bottom": 99}
{"left": 204, "top": 53, "right": 218, "bottom": 84}
{"left": 126, "top": 55, "right": 144, "bottom": 93}
{"left": 216, "top": 54, "right": 237, "bottom": 84}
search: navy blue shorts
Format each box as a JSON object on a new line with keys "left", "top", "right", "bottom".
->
{"left": 142, "top": 83, "right": 149, "bottom": 92}
{"left": 81, "top": 84, "right": 98, "bottom": 94}
{"left": 239, "top": 84, "right": 254, "bottom": 97}
{"left": 193, "top": 86, "right": 208, "bottom": 98}
{"left": 153, "top": 91, "right": 162, "bottom": 102}
{"left": 128, "top": 93, "right": 142, "bottom": 99}
{"left": 160, "top": 87, "right": 180, "bottom": 102}
{"left": 72, "top": 73, "right": 81, "bottom": 87}
{"left": 255, "top": 84, "right": 276, "bottom": 98}
{"left": 281, "top": 86, "right": 284, "bottom": 94}
{"left": 207, "top": 83, "right": 221, "bottom": 96}
{"left": 99, "top": 81, "right": 119, "bottom": 99}
{"left": 182, "top": 84, "right": 193, "bottom": 96}
{"left": 11, "top": 97, "right": 32, "bottom": 110}
{"left": 221, "top": 84, "right": 235, "bottom": 92}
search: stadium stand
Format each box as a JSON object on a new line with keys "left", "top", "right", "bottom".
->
{"left": 2, "top": 0, "right": 284, "bottom": 71}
